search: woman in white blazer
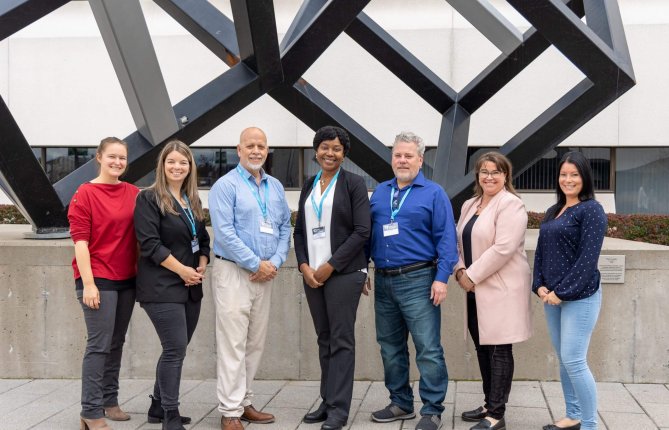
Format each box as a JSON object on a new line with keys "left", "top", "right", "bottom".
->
{"left": 454, "top": 152, "right": 532, "bottom": 430}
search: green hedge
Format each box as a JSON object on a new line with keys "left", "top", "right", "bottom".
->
{"left": 529, "top": 211, "right": 669, "bottom": 246}
{"left": 2, "top": 205, "right": 668, "bottom": 246}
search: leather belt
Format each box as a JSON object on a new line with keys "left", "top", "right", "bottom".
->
{"left": 214, "top": 255, "right": 234, "bottom": 262}
{"left": 375, "top": 261, "right": 435, "bottom": 276}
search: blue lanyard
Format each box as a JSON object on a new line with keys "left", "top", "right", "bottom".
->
{"left": 236, "top": 165, "right": 269, "bottom": 219}
{"left": 182, "top": 195, "right": 197, "bottom": 238}
{"left": 389, "top": 185, "right": 412, "bottom": 222}
{"left": 310, "top": 169, "right": 340, "bottom": 225}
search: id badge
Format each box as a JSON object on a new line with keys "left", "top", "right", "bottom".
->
{"left": 191, "top": 238, "right": 200, "bottom": 253}
{"left": 311, "top": 226, "right": 326, "bottom": 240}
{"left": 383, "top": 221, "right": 399, "bottom": 237}
{"left": 260, "top": 219, "right": 274, "bottom": 235}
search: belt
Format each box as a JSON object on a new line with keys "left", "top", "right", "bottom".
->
{"left": 214, "top": 255, "right": 234, "bottom": 263}
{"left": 375, "top": 261, "right": 435, "bottom": 276}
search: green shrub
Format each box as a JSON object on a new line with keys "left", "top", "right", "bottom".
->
{"left": 0, "top": 205, "right": 28, "bottom": 224}
{"left": 528, "top": 211, "right": 669, "bottom": 246}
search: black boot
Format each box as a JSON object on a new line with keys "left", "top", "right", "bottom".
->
{"left": 162, "top": 409, "right": 186, "bottom": 430}
{"left": 148, "top": 395, "right": 192, "bottom": 424}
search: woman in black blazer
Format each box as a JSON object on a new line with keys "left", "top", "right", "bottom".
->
{"left": 294, "top": 126, "right": 371, "bottom": 430}
{"left": 134, "top": 140, "right": 210, "bottom": 430}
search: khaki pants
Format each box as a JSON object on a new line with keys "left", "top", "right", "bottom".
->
{"left": 212, "top": 258, "right": 273, "bottom": 417}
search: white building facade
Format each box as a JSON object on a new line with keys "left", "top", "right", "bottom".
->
{"left": 1, "top": 0, "right": 667, "bottom": 213}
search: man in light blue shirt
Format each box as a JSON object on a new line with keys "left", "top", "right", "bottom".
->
{"left": 208, "top": 127, "right": 291, "bottom": 430}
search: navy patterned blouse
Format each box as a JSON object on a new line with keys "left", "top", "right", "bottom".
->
{"left": 532, "top": 199, "right": 607, "bottom": 301}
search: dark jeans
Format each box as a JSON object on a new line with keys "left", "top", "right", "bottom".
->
{"left": 78, "top": 288, "right": 135, "bottom": 419}
{"left": 304, "top": 271, "right": 365, "bottom": 424}
{"left": 142, "top": 300, "right": 201, "bottom": 411}
{"left": 467, "top": 292, "right": 514, "bottom": 420}
{"left": 375, "top": 267, "right": 448, "bottom": 416}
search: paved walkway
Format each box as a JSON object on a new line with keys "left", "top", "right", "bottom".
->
{"left": 1, "top": 379, "right": 667, "bottom": 429}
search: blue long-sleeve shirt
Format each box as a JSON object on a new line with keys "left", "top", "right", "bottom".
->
{"left": 532, "top": 199, "right": 607, "bottom": 301}
{"left": 208, "top": 165, "right": 292, "bottom": 273}
{"left": 369, "top": 171, "right": 458, "bottom": 283}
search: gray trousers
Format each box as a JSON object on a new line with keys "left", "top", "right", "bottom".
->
{"left": 78, "top": 288, "right": 135, "bottom": 419}
{"left": 142, "top": 300, "right": 201, "bottom": 412}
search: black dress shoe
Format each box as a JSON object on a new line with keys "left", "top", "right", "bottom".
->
{"left": 321, "top": 419, "right": 345, "bottom": 430}
{"left": 462, "top": 406, "right": 487, "bottom": 422}
{"left": 543, "top": 423, "right": 581, "bottom": 430}
{"left": 321, "top": 419, "right": 346, "bottom": 430}
{"left": 471, "top": 417, "right": 506, "bottom": 430}
{"left": 303, "top": 402, "right": 327, "bottom": 423}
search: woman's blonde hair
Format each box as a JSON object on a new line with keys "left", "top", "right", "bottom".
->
{"left": 472, "top": 151, "right": 519, "bottom": 198}
{"left": 149, "top": 140, "right": 205, "bottom": 220}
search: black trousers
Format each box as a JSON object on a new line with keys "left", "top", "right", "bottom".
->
{"left": 304, "top": 271, "right": 366, "bottom": 424}
{"left": 467, "top": 292, "right": 514, "bottom": 420}
{"left": 141, "top": 300, "right": 201, "bottom": 411}
{"left": 78, "top": 288, "right": 135, "bottom": 419}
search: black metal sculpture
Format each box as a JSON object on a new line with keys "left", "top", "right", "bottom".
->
{"left": 0, "top": 0, "right": 635, "bottom": 235}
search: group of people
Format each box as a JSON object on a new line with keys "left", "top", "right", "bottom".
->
{"left": 69, "top": 126, "right": 607, "bottom": 430}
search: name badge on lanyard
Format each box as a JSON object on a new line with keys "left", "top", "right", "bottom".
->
{"left": 310, "top": 169, "right": 339, "bottom": 240}
{"left": 383, "top": 221, "right": 399, "bottom": 237}
{"left": 311, "top": 226, "right": 326, "bottom": 239}
{"left": 385, "top": 185, "right": 412, "bottom": 237}
{"left": 190, "top": 239, "right": 200, "bottom": 253}
{"left": 260, "top": 219, "right": 274, "bottom": 235}
{"left": 236, "top": 166, "right": 273, "bottom": 235}
{"left": 181, "top": 195, "right": 200, "bottom": 254}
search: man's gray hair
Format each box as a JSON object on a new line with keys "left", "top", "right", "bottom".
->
{"left": 393, "top": 131, "right": 425, "bottom": 156}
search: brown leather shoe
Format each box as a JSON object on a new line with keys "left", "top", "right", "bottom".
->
{"left": 80, "top": 417, "right": 112, "bottom": 430}
{"left": 221, "top": 416, "right": 244, "bottom": 430}
{"left": 241, "top": 405, "right": 275, "bottom": 424}
{"left": 103, "top": 405, "right": 130, "bottom": 421}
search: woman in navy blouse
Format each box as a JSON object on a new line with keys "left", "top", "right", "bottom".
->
{"left": 533, "top": 151, "right": 607, "bottom": 430}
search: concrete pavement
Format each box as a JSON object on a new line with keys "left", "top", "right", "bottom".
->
{"left": 1, "top": 379, "right": 667, "bottom": 429}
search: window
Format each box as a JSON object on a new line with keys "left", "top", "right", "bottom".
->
{"left": 45, "top": 147, "right": 96, "bottom": 183}
{"left": 616, "top": 148, "right": 669, "bottom": 214}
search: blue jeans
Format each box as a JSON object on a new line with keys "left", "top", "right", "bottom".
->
{"left": 374, "top": 267, "right": 447, "bottom": 416}
{"left": 544, "top": 288, "right": 602, "bottom": 430}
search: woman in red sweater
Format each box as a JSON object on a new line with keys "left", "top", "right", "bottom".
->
{"left": 68, "top": 137, "right": 139, "bottom": 430}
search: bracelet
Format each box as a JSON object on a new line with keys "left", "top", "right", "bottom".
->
{"left": 455, "top": 268, "right": 465, "bottom": 281}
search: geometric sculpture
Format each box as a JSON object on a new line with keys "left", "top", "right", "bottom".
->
{"left": 0, "top": 0, "right": 635, "bottom": 234}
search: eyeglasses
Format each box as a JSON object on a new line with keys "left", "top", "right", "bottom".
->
{"left": 478, "top": 170, "right": 503, "bottom": 178}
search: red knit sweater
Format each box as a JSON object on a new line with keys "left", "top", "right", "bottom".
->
{"left": 68, "top": 182, "right": 140, "bottom": 281}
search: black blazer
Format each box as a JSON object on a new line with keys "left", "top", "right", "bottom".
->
{"left": 134, "top": 189, "right": 210, "bottom": 303}
{"left": 294, "top": 168, "right": 370, "bottom": 274}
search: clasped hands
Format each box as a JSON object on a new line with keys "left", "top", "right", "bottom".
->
{"left": 249, "top": 260, "right": 278, "bottom": 283}
{"left": 300, "top": 262, "right": 334, "bottom": 289}
{"left": 537, "top": 286, "right": 561, "bottom": 305}
{"left": 455, "top": 268, "right": 475, "bottom": 292}
{"left": 180, "top": 265, "right": 206, "bottom": 287}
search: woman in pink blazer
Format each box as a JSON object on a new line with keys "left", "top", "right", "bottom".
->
{"left": 454, "top": 152, "right": 532, "bottom": 430}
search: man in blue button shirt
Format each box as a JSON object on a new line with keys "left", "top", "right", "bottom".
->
{"left": 369, "top": 131, "right": 458, "bottom": 430}
{"left": 208, "top": 127, "right": 291, "bottom": 430}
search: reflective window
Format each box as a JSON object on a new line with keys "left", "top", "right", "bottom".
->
{"left": 193, "top": 148, "right": 221, "bottom": 188}
{"left": 45, "top": 147, "right": 96, "bottom": 183}
{"left": 616, "top": 148, "right": 669, "bottom": 214}
{"left": 267, "top": 148, "right": 301, "bottom": 189}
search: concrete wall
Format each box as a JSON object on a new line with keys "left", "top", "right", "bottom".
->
{"left": 1, "top": 225, "right": 667, "bottom": 383}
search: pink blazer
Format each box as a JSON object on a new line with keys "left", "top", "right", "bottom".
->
{"left": 455, "top": 189, "right": 532, "bottom": 345}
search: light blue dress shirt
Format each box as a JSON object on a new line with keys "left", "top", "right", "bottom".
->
{"left": 208, "top": 164, "right": 292, "bottom": 273}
